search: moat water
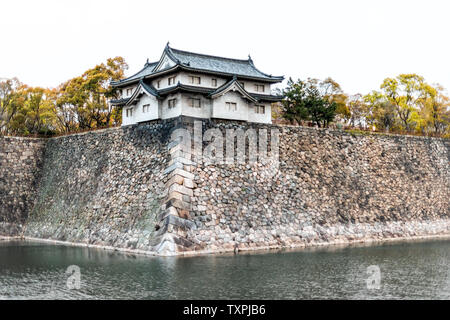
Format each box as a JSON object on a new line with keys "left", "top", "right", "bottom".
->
{"left": 0, "top": 239, "right": 449, "bottom": 299}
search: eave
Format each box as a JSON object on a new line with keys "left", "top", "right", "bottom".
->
{"left": 250, "top": 93, "right": 285, "bottom": 102}
{"left": 111, "top": 65, "right": 181, "bottom": 88}
{"left": 158, "top": 83, "right": 214, "bottom": 96}
{"left": 177, "top": 65, "right": 284, "bottom": 83}
{"left": 110, "top": 61, "right": 158, "bottom": 87}
{"left": 110, "top": 98, "right": 130, "bottom": 106}
{"left": 112, "top": 83, "right": 284, "bottom": 106}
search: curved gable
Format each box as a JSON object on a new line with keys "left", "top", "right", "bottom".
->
{"left": 210, "top": 77, "right": 258, "bottom": 103}
{"left": 152, "top": 44, "right": 179, "bottom": 73}
{"left": 125, "top": 81, "right": 159, "bottom": 107}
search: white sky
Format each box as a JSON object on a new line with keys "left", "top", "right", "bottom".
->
{"left": 1, "top": 0, "right": 449, "bottom": 95}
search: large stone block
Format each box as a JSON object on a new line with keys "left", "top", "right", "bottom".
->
{"left": 169, "top": 183, "right": 193, "bottom": 197}
{"left": 172, "top": 168, "right": 195, "bottom": 180}
{"left": 165, "top": 175, "right": 184, "bottom": 188}
{"left": 166, "top": 198, "right": 192, "bottom": 211}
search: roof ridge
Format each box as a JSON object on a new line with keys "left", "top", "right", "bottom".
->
{"left": 170, "top": 47, "right": 251, "bottom": 64}
{"left": 145, "top": 61, "right": 158, "bottom": 67}
{"left": 170, "top": 46, "right": 284, "bottom": 80}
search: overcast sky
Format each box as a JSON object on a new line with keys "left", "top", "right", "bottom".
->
{"left": 1, "top": 0, "right": 449, "bottom": 95}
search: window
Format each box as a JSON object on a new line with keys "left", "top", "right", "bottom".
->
{"left": 188, "top": 98, "right": 201, "bottom": 108}
{"left": 189, "top": 76, "right": 201, "bottom": 85}
{"left": 168, "top": 76, "right": 176, "bottom": 85}
{"left": 142, "top": 104, "right": 150, "bottom": 113}
{"left": 255, "top": 105, "right": 265, "bottom": 114}
{"left": 157, "top": 80, "right": 161, "bottom": 88}
{"left": 126, "top": 108, "right": 133, "bottom": 117}
{"left": 255, "top": 84, "right": 265, "bottom": 92}
{"left": 168, "top": 98, "right": 177, "bottom": 109}
{"left": 126, "top": 88, "right": 133, "bottom": 96}
{"left": 226, "top": 102, "right": 237, "bottom": 111}
{"left": 211, "top": 79, "right": 217, "bottom": 87}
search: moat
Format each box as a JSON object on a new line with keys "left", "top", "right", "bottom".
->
{"left": 0, "top": 239, "right": 449, "bottom": 299}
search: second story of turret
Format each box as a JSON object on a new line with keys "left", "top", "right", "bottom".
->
{"left": 112, "top": 43, "right": 283, "bottom": 100}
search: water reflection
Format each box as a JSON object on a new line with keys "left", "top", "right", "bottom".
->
{"left": 0, "top": 239, "right": 449, "bottom": 299}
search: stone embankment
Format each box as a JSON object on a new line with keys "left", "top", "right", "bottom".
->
{"left": 0, "top": 117, "right": 449, "bottom": 255}
{"left": 186, "top": 122, "right": 450, "bottom": 254}
{"left": 0, "top": 137, "right": 45, "bottom": 235}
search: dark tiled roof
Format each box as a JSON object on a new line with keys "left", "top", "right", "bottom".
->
{"left": 157, "top": 82, "right": 214, "bottom": 96}
{"left": 110, "top": 98, "right": 130, "bottom": 106}
{"left": 112, "top": 61, "right": 158, "bottom": 85}
{"left": 117, "top": 81, "right": 283, "bottom": 104}
{"left": 168, "top": 47, "right": 284, "bottom": 82}
{"left": 112, "top": 44, "right": 284, "bottom": 86}
{"left": 114, "top": 92, "right": 283, "bottom": 107}
{"left": 123, "top": 80, "right": 160, "bottom": 107}
{"left": 250, "top": 93, "right": 284, "bottom": 102}
{"left": 140, "top": 80, "right": 160, "bottom": 97}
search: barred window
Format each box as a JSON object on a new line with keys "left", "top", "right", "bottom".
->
{"left": 189, "top": 76, "right": 201, "bottom": 85}
{"left": 168, "top": 76, "right": 176, "bottom": 85}
{"left": 211, "top": 79, "right": 217, "bottom": 87}
{"left": 189, "top": 98, "right": 201, "bottom": 108}
{"left": 255, "top": 84, "right": 265, "bottom": 92}
{"left": 168, "top": 99, "right": 177, "bottom": 108}
{"left": 126, "top": 108, "right": 133, "bottom": 117}
{"left": 226, "top": 102, "right": 237, "bottom": 111}
{"left": 126, "top": 88, "right": 133, "bottom": 96}
{"left": 142, "top": 104, "right": 150, "bottom": 113}
{"left": 254, "top": 105, "right": 265, "bottom": 114}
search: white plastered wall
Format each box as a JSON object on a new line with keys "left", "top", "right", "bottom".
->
{"left": 212, "top": 91, "right": 250, "bottom": 122}
{"left": 122, "top": 85, "right": 137, "bottom": 98}
{"left": 248, "top": 102, "right": 272, "bottom": 124}
{"left": 239, "top": 80, "right": 271, "bottom": 95}
{"left": 161, "top": 93, "right": 182, "bottom": 119}
{"left": 180, "top": 93, "right": 212, "bottom": 119}
{"left": 121, "top": 93, "right": 159, "bottom": 125}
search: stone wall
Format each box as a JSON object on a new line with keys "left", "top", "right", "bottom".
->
{"left": 185, "top": 121, "right": 450, "bottom": 254}
{"left": 0, "top": 117, "right": 449, "bottom": 255}
{"left": 0, "top": 136, "right": 46, "bottom": 235}
{"left": 22, "top": 122, "right": 179, "bottom": 252}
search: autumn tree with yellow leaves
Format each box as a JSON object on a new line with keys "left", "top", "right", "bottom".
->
{"left": 0, "top": 57, "right": 128, "bottom": 136}
{"left": 281, "top": 73, "right": 450, "bottom": 137}
{"left": 1, "top": 62, "right": 449, "bottom": 138}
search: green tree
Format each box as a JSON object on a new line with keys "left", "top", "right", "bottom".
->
{"left": 281, "top": 78, "right": 310, "bottom": 124}
{"left": 282, "top": 78, "right": 337, "bottom": 127}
